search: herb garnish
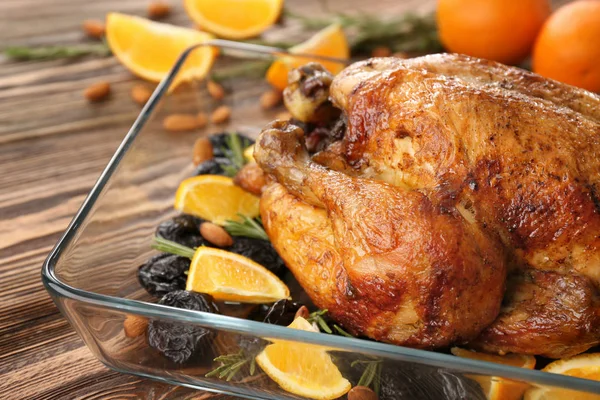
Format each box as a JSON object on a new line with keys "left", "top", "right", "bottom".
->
{"left": 224, "top": 215, "right": 269, "bottom": 240}
{"left": 152, "top": 236, "right": 195, "bottom": 259}
{"left": 205, "top": 350, "right": 258, "bottom": 381}
{"left": 352, "top": 358, "right": 383, "bottom": 395}
{"left": 4, "top": 42, "right": 111, "bottom": 61}
{"left": 307, "top": 309, "right": 353, "bottom": 337}
{"left": 220, "top": 131, "right": 253, "bottom": 177}
{"left": 286, "top": 11, "right": 442, "bottom": 55}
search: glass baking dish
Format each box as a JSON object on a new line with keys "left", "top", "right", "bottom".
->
{"left": 42, "top": 41, "right": 600, "bottom": 399}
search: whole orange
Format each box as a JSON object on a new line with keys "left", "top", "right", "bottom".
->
{"left": 437, "top": 0, "right": 551, "bottom": 65}
{"left": 533, "top": 0, "right": 600, "bottom": 92}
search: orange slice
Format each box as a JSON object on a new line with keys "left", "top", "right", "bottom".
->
{"left": 174, "top": 175, "right": 260, "bottom": 225}
{"left": 186, "top": 247, "right": 289, "bottom": 303}
{"left": 255, "top": 317, "right": 351, "bottom": 399}
{"left": 451, "top": 347, "right": 536, "bottom": 400}
{"left": 266, "top": 24, "right": 349, "bottom": 91}
{"left": 106, "top": 13, "right": 216, "bottom": 89}
{"left": 184, "top": 0, "right": 283, "bottom": 39}
{"left": 524, "top": 353, "right": 600, "bottom": 400}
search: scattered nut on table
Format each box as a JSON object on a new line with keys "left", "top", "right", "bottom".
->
{"left": 211, "top": 105, "right": 231, "bottom": 124}
{"left": 196, "top": 112, "right": 208, "bottom": 129}
{"left": 207, "top": 80, "right": 225, "bottom": 101}
{"left": 130, "top": 84, "right": 152, "bottom": 105}
{"left": 82, "top": 19, "right": 105, "bottom": 39}
{"left": 147, "top": 1, "right": 171, "bottom": 19}
{"left": 260, "top": 89, "right": 283, "bottom": 110}
{"left": 200, "top": 222, "right": 234, "bottom": 247}
{"left": 163, "top": 114, "right": 198, "bottom": 132}
{"left": 84, "top": 82, "right": 111, "bottom": 102}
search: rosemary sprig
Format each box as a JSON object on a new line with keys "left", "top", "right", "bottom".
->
{"left": 351, "top": 358, "right": 383, "bottom": 395}
{"left": 210, "top": 60, "right": 272, "bottom": 83}
{"left": 205, "top": 350, "right": 259, "bottom": 381}
{"left": 286, "top": 11, "right": 443, "bottom": 54}
{"left": 152, "top": 236, "right": 195, "bottom": 259}
{"left": 220, "top": 131, "right": 253, "bottom": 176}
{"left": 307, "top": 309, "right": 354, "bottom": 337}
{"left": 224, "top": 215, "right": 269, "bottom": 240}
{"left": 4, "top": 42, "right": 111, "bottom": 61}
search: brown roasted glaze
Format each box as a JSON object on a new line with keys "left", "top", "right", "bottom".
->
{"left": 257, "top": 54, "right": 600, "bottom": 357}
{"left": 257, "top": 121, "right": 506, "bottom": 348}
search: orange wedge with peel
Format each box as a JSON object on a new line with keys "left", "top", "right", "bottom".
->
{"left": 255, "top": 317, "right": 351, "bottom": 399}
{"left": 451, "top": 347, "right": 536, "bottom": 400}
{"left": 186, "top": 247, "right": 289, "bottom": 303}
{"left": 266, "top": 24, "right": 349, "bottom": 91}
{"left": 184, "top": 0, "right": 283, "bottom": 39}
{"left": 106, "top": 13, "right": 216, "bottom": 89}
{"left": 524, "top": 353, "right": 600, "bottom": 400}
{"left": 174, "top": 175, "right": 260, "bottom": 225}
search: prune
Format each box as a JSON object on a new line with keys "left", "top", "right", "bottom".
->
{"left": 208, "top": 132, "right": 254, "bottom": 158}
{"left": 148, "top": 291, "right": 220, "bottom": 364}
{"left": 156, "top": 214, "right": 206, "bottom": 248}
{"left": 251, "top": 299, "right": 304, "bottom": 326}
{"left": 227, "top": 237, "right": 285, "bottom": 275}
{"left": 194, "top": 157, "right": 233, "bottom": 176}
{"left": 377, "top": 364, "right": 486, "bottom": 400}
{"left": 138, "top": 253, "right": 190, "bottom": 298}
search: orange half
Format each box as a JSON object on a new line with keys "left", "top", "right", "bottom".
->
{"left": 184, "top": 0, "right": 283, "bottom": 39}
{"left": 106, "top": 13, "right": 216, "bottom": 89}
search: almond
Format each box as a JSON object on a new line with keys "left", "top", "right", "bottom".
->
{"left": 123, "top": 315, "right": 148, "bottom": 338}
{"left": 131, "top": 84, "right": 152, "bottom": 105}
{"left": 148, "top": 1, "right": 171, "bottom": 19}
{"left": 200, "top": 222, "right": 234, "bottom": 247}
{"left": 295, "top": 305, "right": 310, "bottom": 320}
{"left": 193, "top": 137, "right": 213, "bottom": 166}
{"left": 233, "top": 162, "right": 266, "bottom": 196}
{"left": 196, "top": 112, "right": 208, "bottom": 129}
{"left": 163, "top": 114, "right": 198, "bottom": 132}
{"left": 84, "top": 81, "right": 111, "bottom": 102}
{"left": 371, "top": 46, "right": 392, "bottom": 58}
{"left": 207, "top": 80, "right": 225, "bottom": 101}
{"left": 347, "top": 386, "right": 378, "bottom": 400}
{"left": 82, "top": 19, "right": 105, "bottom": 39}
{"left": 211, "top": 105, "right": 231, "bottom": 124}
{"left": 260, "top": 89, "right": 283, "bottom": 110}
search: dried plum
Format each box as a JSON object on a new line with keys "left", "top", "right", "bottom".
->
{"left": 227, "top": 237, "right": 285, "bottom": 275}
{"left": 138, "top": 253, "right": 190, "bottom": 298}
{"left": 208, "top": 132, "right": 254, "bottom": 158}
{"left": 194, "top": 157, "right": 233, "bottom": 176}
{"left": 377, "top": 364, "right": 486, "bottom": 400}
{"left": 156, "top": 214, "right": 206, "bottom": 248}
{"left": 148, "top": 291, "right": 220, "bottom": 364}
{"left": 251, "top": 299, "right": 304, "bottom": 326}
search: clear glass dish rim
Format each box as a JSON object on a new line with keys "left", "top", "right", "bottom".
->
{"left": 40, "top": 41, "right": 600, "bottom": 394}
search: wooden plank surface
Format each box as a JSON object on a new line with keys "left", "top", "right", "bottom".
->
{"left": 0, "top": 0, "right": 568, "bottom": 398}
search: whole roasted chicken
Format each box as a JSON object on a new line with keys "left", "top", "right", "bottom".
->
{"left": 254, "top": 54, "right": 600, "bottom": 358}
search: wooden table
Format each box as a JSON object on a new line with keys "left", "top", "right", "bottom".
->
{"left": 0, "top": 0, "right": 440, "bottom": 398}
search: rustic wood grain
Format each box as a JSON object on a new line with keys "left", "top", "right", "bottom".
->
{"left": 0, "top": 0, "right": 569, "bottom": 398}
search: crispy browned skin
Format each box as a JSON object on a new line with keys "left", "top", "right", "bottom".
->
{"left": 257, "top": 121, "right": 506, "bottom": 348}
{"left": 257, "top": 54, "right": 600, "bottom": 357}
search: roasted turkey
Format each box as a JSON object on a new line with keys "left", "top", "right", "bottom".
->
{"left": 254, "top": 54, "right": 600, "bottom": 358}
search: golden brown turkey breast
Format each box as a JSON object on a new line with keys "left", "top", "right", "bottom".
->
{"left": 255, "top": 53, "right": 600, "bottom": 358}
